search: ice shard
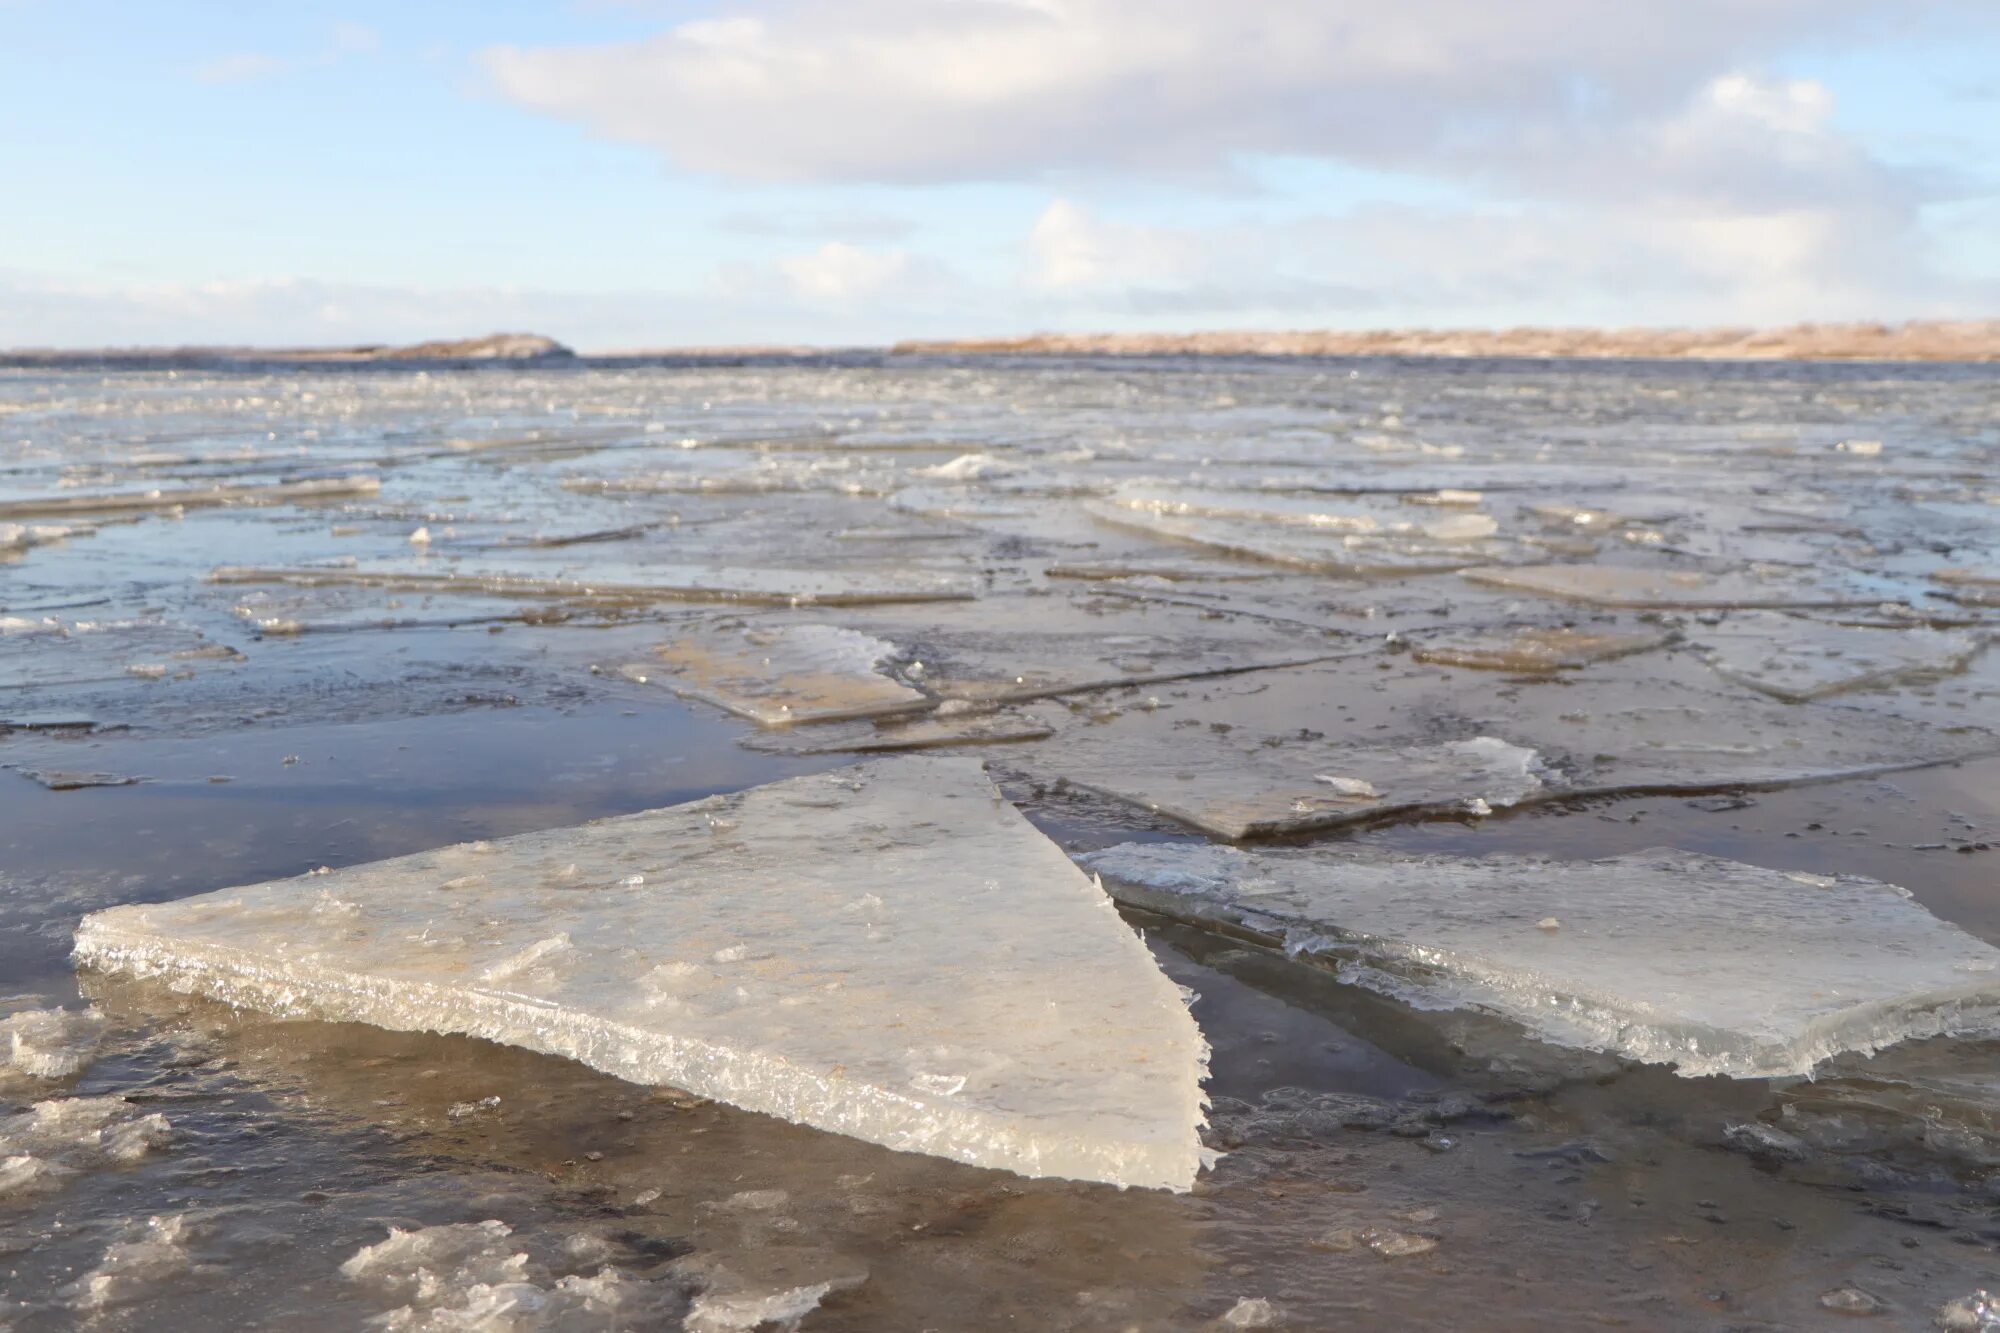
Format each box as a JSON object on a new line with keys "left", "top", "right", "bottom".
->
{"left": 73, "top": 758, "right": 1209, "bottom": 1190}
{"left": 639, "top": 622, "right": 928, "bottom": 726}
{"left": 1082, "top": 842, "right": 2000, "bottom": 1078}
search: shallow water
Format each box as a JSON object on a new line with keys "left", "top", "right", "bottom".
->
{"left": 2, "top": 356, "right": 1997, "bottom": 1329}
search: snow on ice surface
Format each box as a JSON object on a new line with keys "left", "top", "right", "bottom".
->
{"left": 644, "top": 622, "right": 927, "bottom": 727}
{"left": 73, "top": 758, "right": 1210, "bottom": 1190}
{"left": 1082, "top": 842, "right": 2000, "bottom": 1078}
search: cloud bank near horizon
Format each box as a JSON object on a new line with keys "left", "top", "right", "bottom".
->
{"left": 6, "top": 1, "right": 1999, "bottom": 347}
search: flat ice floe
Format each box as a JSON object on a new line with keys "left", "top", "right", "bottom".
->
{"left": 639, "top": 622, "right": 927, "bottom": 726}
{"left": 1082, "top": 842, "right": 2000, "bottom": 1078}
{"left": 208, "top": 561, "right": 977, "bottom": 607}
{"left": 1461, "top": 563, "right": 1878, "bottom": 609}
{"left": 1689, "top": 613, "right": 1985, "bottom": 701}
{"left": 73, "top": 758, "right": 1209, "bottom": 1190}
{"left": 1044, "top": 734, "right": 1546, "bottom": 839}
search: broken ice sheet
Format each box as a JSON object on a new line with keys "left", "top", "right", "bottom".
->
{"left": 1461, "top": 563, "right": 1878, "bottom": 609}
{"left": 1036, "top": 730, "right": 1545, "bottom": 840}
{"left": 1690, "top": 612, "right": 1986, "bottom": 702}
{"left": 73, "top": 758, "right": 1210, "bottom": 1190}
{"left": 1082, "top": 842, "right": 2000, "bottom": 1078}
{"left": 1083, "top": 499, "right": 1519, "bottom": 576}
{"left": 1020, "top": 663, "right": 1997, "bottom": 839}
{"left": 638, "top": 621, "right": 928, "bottom": 726}
{"left": 13, "top": 769, "right": 143, "bottom": 791}
{"left": 1407, "top": 624, "right": 1675, "bottom": 674}
{"left": 740, "top": 706, "right": 1057, "bottom": 755}
{"left": 0, "top": 474, "right": 381, "bottom": 520}
{"left": 208, "top": 559, "right": 977, "bottom": 607}
{"left": 1933, "top": 568, "right": 2000, "bottom": 608}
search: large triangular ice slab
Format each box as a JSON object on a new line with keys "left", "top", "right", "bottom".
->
{"left": 74, "top": 759, "right": 1209, "bottom": 1189}
{"left": 1082, "top": 842, "right": 2000, "bottom": 1078}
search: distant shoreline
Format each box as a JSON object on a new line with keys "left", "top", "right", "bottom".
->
{"left": 9, "top": 320, "right": 2000, "bottom": 368}
{"left": 891, "top": 320, "right": 2000, "bottom": 363}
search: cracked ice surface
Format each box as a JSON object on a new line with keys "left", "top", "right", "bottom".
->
{"left": 1082, "top": 842, "right": 2000, "bottom": 1078}
{"left": 73, "top": 758, "right": 1209, "bottom": 1190}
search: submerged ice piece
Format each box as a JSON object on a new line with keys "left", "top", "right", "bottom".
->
{"left": 73, "top": 759, "right": 1209, "bottom": 1190}
{"left": 1461, "top": 563, "right": 1877, "bottom": 610}
{"left": 639, "top": 622, "right": 927, "bottom": 726}
{"left": 1083, "top": 842, "right": 2000, "bottom": 1078}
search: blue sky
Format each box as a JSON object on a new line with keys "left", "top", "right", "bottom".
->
{"left": 3, "top": 1, "right": 1997, "bottom": 348}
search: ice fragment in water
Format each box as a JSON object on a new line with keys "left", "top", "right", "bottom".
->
{"left": 1081, "top": 842, "right": 2000, "bottom": 1078}
{"left": 1692, "top": 613, "right": 1984, "bottom": 701}
{"left": 1041, "top": 731, "right": 1543, "bottom": 839}
{"left": 1221, "top": 1295, "right": 1280, "bottom": 1327}
{"left": 1, "top": 1006, "right": 106, "bottom": 1077}
{"left": 647, "top": 622, "right": 927, "bottom": 726}
{"left": 1461, "top": 563, "right": 1877, "bottom": 609}
{"left": 1410, "top": 625, "right": 1674, "bottom": 674}
{"left": 340, "top": 1220, "right": 678, "bottom": 1330}
{"left": 73, "top": 758, "right": 1209, "bottom": 1189}
{"left": 69, "top": 1214, "right": 199, "bottom": 1311}
{"left": 684, "top": 1279, "right": 837, "bottom": 1333}
{"left": 0, "top": 474, "right": 381, "bottom": 520}
{"left": 0, "top": 1095, "right": 172, "bottom": 1197}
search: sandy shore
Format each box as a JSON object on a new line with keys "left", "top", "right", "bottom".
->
{"left": 893, "top": 319, "right": 2000, "bottom": 363}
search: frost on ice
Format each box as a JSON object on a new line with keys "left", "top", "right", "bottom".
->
{"left": 1082, "top": 842, "right": 2000, "bottom": 1078}
{"left": 73, "top": 758, "right": 1210, "bottom": 1190}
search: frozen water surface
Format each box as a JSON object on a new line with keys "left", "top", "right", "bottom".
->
{"left": 74, "top": 758, "right": 1210, "bottom": 1190}
{"left": 1083, "top": 842, "right": 2000, "bottom": 1078}
{"left": 8, "top": 357, "right": 2000, "bottom": 1325}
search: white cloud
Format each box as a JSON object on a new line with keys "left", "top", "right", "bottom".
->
{"left": 775, "top": 242, "right": 915, "bottom": 299}
{"left": 481, "top": 1, "right": 1973, "bottom": 185}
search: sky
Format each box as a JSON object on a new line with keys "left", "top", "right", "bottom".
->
{"left": 3, "top": 1, "right": 1999, "bottom": 349}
